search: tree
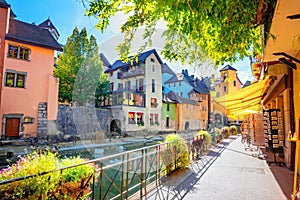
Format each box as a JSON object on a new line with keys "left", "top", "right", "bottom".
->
{"left": 54, "top": 27, "right": 109, "bottom": 105}
{"left": 85, "top": 0, "right": 276, "bottom": 65}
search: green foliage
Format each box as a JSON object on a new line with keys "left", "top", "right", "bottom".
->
{"left": 230, "top": 125, "right": 238, "bottom": 135}
{"left": 55, "top": 27, "right": 108, "bottom": 105}
{"left": 60, "top": 157, "right": 94, "bottom": 183}
{"left": 0, "top": 151, "right": 94, "bottom": 199}
{"left": 85, "top": 0, "right": 273, "bottom": 65}
{"left": 196, "top": 130, "right": 211, "bottom": 147}
{"left": 163, "top": 134, "right": 189, "bottom": 170}
{"left": 222, "top": 126, "right": 230, "bottom": 138}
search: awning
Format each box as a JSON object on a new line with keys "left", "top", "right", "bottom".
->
{"left": 214, "top": 79, "right": 268, "bottom": 117}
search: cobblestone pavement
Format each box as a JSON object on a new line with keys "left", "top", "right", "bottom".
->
{"left": 146, "top": 135, "right": 287, "bottom": 200}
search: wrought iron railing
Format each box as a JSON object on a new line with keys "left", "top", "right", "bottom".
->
{"left": 0, "top": 135, "right": 211, "bottom": 200}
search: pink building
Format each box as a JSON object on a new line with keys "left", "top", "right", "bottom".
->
{"left": 0, "top": 0, "right": 62, "bottom": 139}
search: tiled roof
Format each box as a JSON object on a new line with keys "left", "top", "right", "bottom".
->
{"left": 6, "top": 19, "right": 62, "bottom": 51}
{"left": 105, "top": 49, "right": 163, "bottom": 72}
{"left": 164, "top": 74, "right": 190, "bottom": 84}
{"left": 242, "top": 80, "right": 251, "bottom": 88}
{"left": 162, "top": 63, "right": 175, "bottom": 75}
{"left": 0, "top": 0, "right": 9, "bottom": 7}
{"left": 219, "top": 64, "right": 237, "bottom": 72}
{"left": 38, "top": 19, "right": 60, "bottom": 37}
{"left": 166, "top": 90, "right": 198, "bottom": 105}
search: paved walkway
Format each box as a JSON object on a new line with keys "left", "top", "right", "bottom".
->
{"left": 146, "top": 135, "right": 288, "bottom": 200}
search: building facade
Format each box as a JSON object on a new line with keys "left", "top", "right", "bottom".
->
{"left": 0, "top": 1, "right": 62, "bottom": 139}
{"left": 103, "top": 49, "right": 163, "bottom": 134}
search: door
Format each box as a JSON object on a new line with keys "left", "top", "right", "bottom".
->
{"left": 5, "top": 118, "right": 20, "bottom": 137}
{"left": 166, "top": 117, "right": 170, "bottom": 128}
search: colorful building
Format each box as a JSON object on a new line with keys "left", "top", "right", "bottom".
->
{"left": 162, "top": 65, "right": 210, "bottom": 132}
{"left": 0, "top": 1, "right": 62, "bottom": 139}
{"left": 214, "top": 64, "right": 243, "bottom": 97}
{"left": 103, "top": 49, "right": 163, "bottom": 134}
{"left": 212, "top": 64, "right": 243, "bottom": 126}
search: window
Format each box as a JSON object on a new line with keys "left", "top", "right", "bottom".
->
{"left": 151, "top": 98, "right": 157, "bottom": 108}
{"left": 125, "top": 81, "right": 131, "bottom": 90}
{"left": 179, "top": 81, "right": 181, "bottom": 86}
{"left": 137, "top": 112, "right": 144, "bottom": 124}
{"left": 233, "top": 80, "right": 236, "bottom": 87}
{"left": 152, "top": 79, "right": 155, "bottom": 93}
{"left": 224, "top": 86, "right": 226, "bottom": 92}
{"left": 173, "top": 82, "right": 176, "bottom": 87}
{"left": 109, "top": 72, "right": 113, "bottom": 77}
{"left": 118, "top": 83, "right": 123, "bottom": 90}
{"left": 151, "top": 58, "right": 155, "bottom": 63}
{"left": 4, "top": 70, "right": 26, "bottom": 88}
{"left": 128, "top": 112, "right": 136, "bottom": 124}
{"left": 8, "top": 45, "right": 30, "bottom": 60}
{"left": 152, "top": 65, "right": 155, "bottom": 72}
{"left": 150, "top": 113, "right": 159, "bottom": 125}
{"left": 138, "top": 78, "right": 144, "bottom": 91}
{"left": 110, "top": 82, "right": 114, "bottom": 91}
{"left": 167, "top": 103, "right": 170, "bottom": 111}
{"left": 180, "top": 92, "right": 183, "bottom": 97}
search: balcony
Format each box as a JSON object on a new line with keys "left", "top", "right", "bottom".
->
{"left": 102, "top": 90, "right": 145, "bottom": 107}
{"left": 117, "top": 67, "right": 145, "bottom": 79}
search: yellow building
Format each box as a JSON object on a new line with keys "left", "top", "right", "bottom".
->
{"left": 214, "top": 65, "right": 243, "bottom": 97}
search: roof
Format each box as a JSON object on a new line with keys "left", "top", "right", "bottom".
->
{"left": 38, "top": 18, "right": 60, "bottom": 37}
{"left": 219, "top": 64, "right": 237, "bottom": 72}
{"left": 164, "top": 73, "right": 190, "bottom": 84}
{"left": 242, "top": 80, "right": 251, "bottom": 88}
{"left": 162, "top": 63, "right": 175, "bottom": 75}
{"left": 105, "top": 49, "right": 163, "bottom": 73}
{"left": 166, "top": 90, "right": 198, "bottom": 105}
{"left": 100, "top": 53, "right": 111, "bottom": 67}
{"left": 0, "top": 0, "right": 16, "bottom": 17}
{"left": 6, "top": 19, "right": 62, "bottom": 51}
{"left": 0, "top": 0, "right": 9, "bottom": 8}
{"left": 192, "top": 80, "right": 210, "bottom": 94}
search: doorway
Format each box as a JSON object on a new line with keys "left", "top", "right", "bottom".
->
{"left": 5, "top": 118, "right": 20, "bottom": 137}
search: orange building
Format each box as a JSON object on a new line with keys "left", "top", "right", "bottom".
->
{"left": 214, "top": 65, "right": 243, "bottom": 97}
{"left": 0, "top": 1, "right": 62, "bottom": 139}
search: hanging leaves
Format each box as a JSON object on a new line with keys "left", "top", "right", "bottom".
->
{"left": 85, "top": 0, "right": 274, "bottom": 65}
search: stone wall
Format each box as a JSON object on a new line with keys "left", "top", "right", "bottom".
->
{"left": 37, "top": 102, "right": 48, "bottom": 138}
{"left": 57, "top": 105, "right": 124, "bottom": 139}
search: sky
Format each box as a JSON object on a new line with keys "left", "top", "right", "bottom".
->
{"left": 6, "top": 0, "right": 254, "bottom": 84}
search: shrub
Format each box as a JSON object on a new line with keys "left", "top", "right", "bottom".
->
{"left": 196, "top": 130, "right": 211, "bottom": 147}
{"left": 230, "top": 125, "right": 238, "bottom": 135}
{"left": 0, "top": 151, "right": 95, "bottom": 199}
{"left": 162, "top": 134, "right": 189, "bottom": 171}
{"left": 0, "top": 151, "right": 60, "bottom": 199}
{"left": 221, "top": 126, "right": 230, "bottom": 138}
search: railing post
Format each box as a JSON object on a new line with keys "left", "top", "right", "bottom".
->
{"left": 140, "top": 149, "right": 144, "bottom": 199}
{"left": 121, "top": 154, "right": 124, "bottom": 200}
{"left": 99, "top": 162, "right": 103, "bottom": 200}
{"left": 126, "top": 153, "right": 129, "bottom": 199}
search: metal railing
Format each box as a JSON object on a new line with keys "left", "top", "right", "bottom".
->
{"left": 0, "top": 135, "right": 211, "bottom": 200}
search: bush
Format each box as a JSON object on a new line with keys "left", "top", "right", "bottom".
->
{"left": 230, "top": 125, "right": 238, "bottom": 135}
{"left": 221, "top": 126, "right": 230, "bottom": 138}
{"left": 0, "top": 151, "right": 95, "bottom": 199}
{"left": 162, "top": 134, "right": 189, "bottom": 171}
{"left": 196, "top": 130, "right": 211, "bottom": 147}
